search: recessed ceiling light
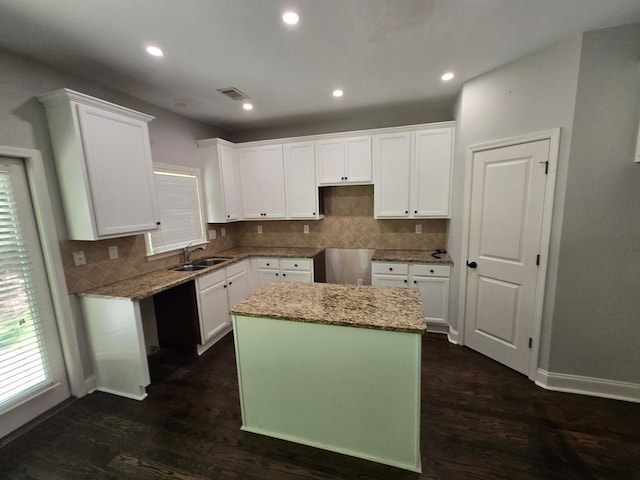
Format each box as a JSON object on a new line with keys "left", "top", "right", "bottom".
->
{"left": 282, "top": 11, "right": 300, "bottom": 25}
{"left": 243, "top": 103, "right": 253, "bottom": 111}
{"left": 146, "top": 45, "right": 164, "bottom": 57}
{"left": 332, "top": 89, "right": 344, "bottom": 98}
{"left": 441, "top": 72, "right": 454, "bottom": 81}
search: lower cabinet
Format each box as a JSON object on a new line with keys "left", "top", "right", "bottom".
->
{"left": 253, "top": 257, "right": 313, "bottom": 289}
{"left": 196, "top": 259, "right": 252, "bottom": 355}
{"left": 371, "top": 261, "right": 450, "bottom": 331}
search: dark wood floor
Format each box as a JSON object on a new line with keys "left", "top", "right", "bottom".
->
{"left": 1, "top": 333, "right": 639, "bottom": 479}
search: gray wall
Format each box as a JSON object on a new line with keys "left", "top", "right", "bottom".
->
{"left": 0, "top": 46, "right": 225, "bottom": 380}
{"left": 450, "top": 36, "right": 583, "bottom": 370}
{"left": 548, "top": 24, "right": 640, "bottom": 383}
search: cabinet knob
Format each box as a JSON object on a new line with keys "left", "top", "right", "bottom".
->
{"left": 223, "top": 284, "right": 227, "bottom": 288}
{"left": 403, "top": 279, "right": 407, "bottom": 283}
{"left": 430, "top": 269, "right": 434, "bottom": 273}
{"left": 414, "top": 210, "right": 418, "bottom": 214}
{"left": 275, "top": 273, "right": 279, "bottom": 276}
{"left": 389, "top": 267, "right": 393, "bottom": 271}
{"left": 229, "top": 281, "right": 233, "bottom": 285}
{"left": 156, "top": 221, "right": 161, "bottom": 225}
{"left": 413, "top": 280, "right": 417, "bottom": 284}
{"left": 282, "top": 273, "right": 286, "bottom": 277}
{"left": 294, "top": 264, "right": 298, "bottom": 267}
{"left": 312, "top": 212, "right": 316, "bottom": 215}
{"left": 405, "top": 210, "right": 408, "bottom": 214}
{"left": 266, "top": 263, "right": 270, "bottom": 266}
{"left": 227, "top": 214, "right": 230, "bottom": 218}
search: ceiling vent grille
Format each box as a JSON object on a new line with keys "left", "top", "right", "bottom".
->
{"left": 217, "top": 87, "right": 250, "bottom": 101}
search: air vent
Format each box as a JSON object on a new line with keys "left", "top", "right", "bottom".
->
{"left": 217, "top": 87, "right": 250, "bottom": 101}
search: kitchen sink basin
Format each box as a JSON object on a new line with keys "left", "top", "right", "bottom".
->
{"left": 194, "top": 257, "right": 229, "bottom": 267}
{"left": 172, "top": 264, "right": 208, "bottom": 272}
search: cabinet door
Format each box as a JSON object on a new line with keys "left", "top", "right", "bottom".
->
{"left": 284, "top": 142, "right": 318, "bottom": 219}
{"left": 77, "top": 104, "right": 159, "bottom": 236}
{"left": 281, "top": 270, "right": 312, "bottom": 283}
{"left": 257, "top": 269, "right": 280, "bottom": 288}
{"left": 411, "top": 276, "right": 449, "bottom": 325}
{"left": 344, "top": 136, "right": 372, "bottom": 183}
{"left": 219, "top": 144, "right": 241, "bottom": 221}
{"left": 374, "top": 132, "right": 411, "bottom": 218}
{"left": 412, "top": 128, "right": 453, "bottom": 217}
{"left": 197, "top": 277, "right": 230, "bottom": 344}
{"left": 238, "top": 147, "right": 263, "bottom": 219}
{"left": 259, "top": 145, "right": 287, "bottom": 218}
{"left": 371, "top": 274, "right": 409, "bottom": 288}
{"left": 317, "top": 139, "right": 345, "bottom": 185}
{"left": 227, "top": 269, "right": 251, "bottom": 317}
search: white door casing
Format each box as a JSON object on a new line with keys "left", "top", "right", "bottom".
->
{"left": 460, "top": 130, "right": 560, "bottom": 378}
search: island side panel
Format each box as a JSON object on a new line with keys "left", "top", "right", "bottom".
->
{"left": 232, "top": 314, "right": 422, "bottom": 473}
{"left": 81, "top": 296, "right": 150, "bottom": 400}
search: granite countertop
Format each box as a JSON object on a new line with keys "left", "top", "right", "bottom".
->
{"left": 372, "top": 249, "right": 453, "bottom": 264}
{"left": 78, "top": 246, "right": 324, "bottom": 300}
{"left": 230, "top": 281, "right": 426, "bottom": 334}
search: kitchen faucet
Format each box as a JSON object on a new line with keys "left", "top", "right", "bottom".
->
{"left": 183, "top": 244, "right": 206, "bottom": 264}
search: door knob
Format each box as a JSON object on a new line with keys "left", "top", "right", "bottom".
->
{"left": 466, "top": 261, "right": 478, "bottom": 269}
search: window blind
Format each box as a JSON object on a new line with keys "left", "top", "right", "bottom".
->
{"left": 146, "top": 168, "right": 206, "bottom": 255}
{"left": 0, "top": 167, "right": 49, "bottom": 411}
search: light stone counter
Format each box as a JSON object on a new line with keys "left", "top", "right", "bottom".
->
{"left": 372, "top": 248, "right": 453, "bottom": 264}
{"left": 77, "top": 246, "right": 324, "bottom": 300}
{"left": 230, "top": 281, "right": 426, "bottom": 334}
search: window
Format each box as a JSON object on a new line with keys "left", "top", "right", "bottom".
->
{"left": 145, "top": 164, "right": 207, "bottom": 256}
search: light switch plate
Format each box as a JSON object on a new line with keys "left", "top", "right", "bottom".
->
{"left": 108, "top": 246, "right": 118, "bottom": 260}
{"left": 257, "top": 225, "right": 263, "bottom": 234}
{"left": 221, "top": 227, "right": 226, "bottom": 237}
{"left": 304, "top": 225, "right": 309, "bottom": 234}
{"left": 415, "top": 224, "right": 422, "bottom": 234}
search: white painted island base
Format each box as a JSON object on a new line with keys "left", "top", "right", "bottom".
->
{"left": 232, "top": 314, "right": 422, "bottom": 473}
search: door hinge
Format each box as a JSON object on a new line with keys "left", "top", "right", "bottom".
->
{"left": 536, "top": 254, "right": 540, "bottom": 266}
{"left": 528, "top": 337, "right": 533, "bottom": 349}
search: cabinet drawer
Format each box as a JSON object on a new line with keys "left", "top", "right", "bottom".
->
{"left": 197, "top": 268, "right": 226, "bottom": 291}
{"left": 226, "top": 259, "right": 248, "bottom": 278}
{"left": 411, "top": 264, "right": 451, "bottom": 277}
{"left": 371, "top": 262, "right": 409, "bottom": 275}
{"left": 255, "top": 257, "right": 280, "bottom": 269}
{"left": 280, "top": 258, "right": 311, "bottom": 271}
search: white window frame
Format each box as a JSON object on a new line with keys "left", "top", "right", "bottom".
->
{"left": 145, "top": 163, "right": 207, "bottom": 256}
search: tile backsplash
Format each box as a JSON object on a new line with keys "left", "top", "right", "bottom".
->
{"left": 62, "top": 185, "right": 447, "bottom": 293}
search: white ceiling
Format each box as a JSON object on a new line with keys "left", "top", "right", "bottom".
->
{"left": 1, "top": 0, "right": 640, "bottom": 131}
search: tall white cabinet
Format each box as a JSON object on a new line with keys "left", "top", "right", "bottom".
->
{"left": 374, "top": 124, "right": 454, "bottom": 219}
{"left": 198, "top": 138, "right": 242, "bottom": 223}
{"left": 238, "top": 145, "right": 287, "bottom": 219}
{"left": 38, "top": 88, "right": 160, "bottom": 240}
{"left": 284, "top": 142, "right": 319, "bottom": 219}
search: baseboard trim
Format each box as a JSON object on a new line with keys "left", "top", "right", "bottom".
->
{"left": 535, "top": 369, "right": 640, "bottom": 403}
{"left": 85, "top": 375, "right": 97, "bottom": 394}
{"left": 426, "top": 322, "right": 449, "bottom": 335}
{"left": 447, "top": 327, "right": 459, "bottom": 345}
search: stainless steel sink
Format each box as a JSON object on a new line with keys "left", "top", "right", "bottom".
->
{"left": 172, "top": 264, "right": 208, "bottom": 272}
{"left": 194, "top": 257, "right": 229, "bottom": 267}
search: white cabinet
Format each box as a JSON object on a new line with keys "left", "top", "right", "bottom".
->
{"left": 372, "top": 261, "right": 451, "bottom": 330}
{"left": 284, "top": 142, "right": 320, "bottom": 219}
{"left": 198, "top": 138, "right": 242, "bottom": 222}
{"left": 317, "top": 136, "right": 372, "bottom": 185}
{"left": 196, "top": 259, "right": 252, "bottom": 355}
{"left": 38, "top": 88, "right": 160, "bottom": 240}
{"left": 374, "top": 126, "right": 454, "bottom": 219}
{"left": 252, "top": 257, "right": 313, "bottom": 289}
{"left": 196, "top": 269, "right": 230, "bottom": 345}
{"left": 238, "top": 145, "right": 287, "bottom": 219}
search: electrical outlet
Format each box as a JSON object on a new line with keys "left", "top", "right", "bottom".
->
{"left": 415, "top": 224, "right": 422, "bottom": 234}
{"left": 108, "top": 246, "right": 118, "bottom": 260}
{"left": 209, "top": 229, "right": 217, "bottom": 240}
{"left": 257, "top": 225, "right": 263, "bottom": 234}
{"left": 303, "top": 224, "right": 309, "bottom": 234}
{"left": 72, "top": 250, "right": 86, "bottom": 266}
{"left": 221, "top": 227, "right": 226, "bottom": 237}
{"left": 356, "top": 278, "right": 363, "bottom": 286}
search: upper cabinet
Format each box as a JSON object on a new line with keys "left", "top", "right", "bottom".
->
{"left": 317, "top": 135, "right": 372, "bottom": 185}
{"left": 374, "top": 125, "right": 454, "bottom": 219}
{"left": 238, "top": 144, "right": 287, "bottom": 219}
{"left": 284, "top": 142, "right": 319, "bottom": 219}
{"left": 38, "top": 89, "right": 160, "bottom": 240}
{"left": 198, "top": 138, "right": 242, "bottom": 223}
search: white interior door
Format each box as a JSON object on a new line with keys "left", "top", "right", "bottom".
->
{"left": 464, "top": 140, "right": 549, "bottom": 375}
{"left": 0, "top": 157, "right": 70, "bottom": 439}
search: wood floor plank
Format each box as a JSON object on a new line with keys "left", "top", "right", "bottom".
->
{"left": 1, "top": 333, "right": 639, "bottom": 479}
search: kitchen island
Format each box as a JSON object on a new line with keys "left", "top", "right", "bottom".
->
{"left": 230, "top": 281, "right": 425, "bottom": 473}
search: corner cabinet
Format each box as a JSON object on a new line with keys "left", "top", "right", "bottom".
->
{"left": 317, "top": 136, "right": 372, "bottom": 185}
{"left": 38, "top": 88, "right": 160, "bottom": 240}
{"left": 198, "top": 138, "right": 242, "bottom": 223}
{"left": 374, "top": 125, "right": 454, "bottom": 219}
